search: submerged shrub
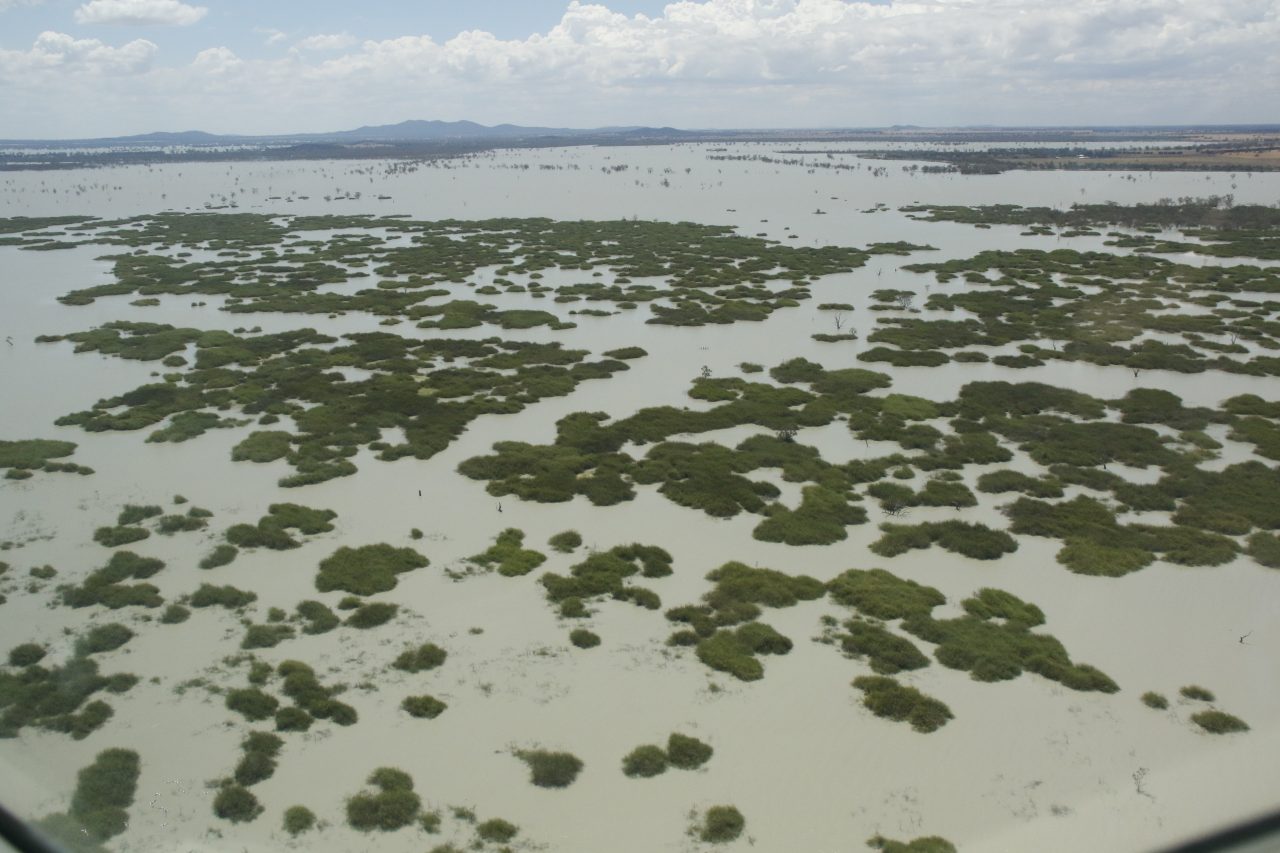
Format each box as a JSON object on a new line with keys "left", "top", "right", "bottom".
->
{"left": 283, "top": 805, "right": 316, "bottom": 836}
{"left": 225, "top": 688, "right": 279, "bottom": 721}
{"left": 346, "top": 767, "right": 421, "bottom": 831}
{"left": 345, "top": 602, "right": 398, "bottom": 629}
{"left": 852, "top": 676, "right": 953, "bottom": 733}
{"left": 666, "top": 733, "right": 713, "bottom": 770}
{"left": 392, "top": 642, "right": 447, "bottom": 673}
{"left": 190, "top": 583, "right": 257, "bottom": 609}
{"left": 316, "top": 544, "right": 428, "bottom": 595}
{"left": 569, "top": 628, "right": 600, "bottom": 649}
{"left": 198, "top": 545, "right": 238, "bottom": 570}
{"left": 1141, "top": 691, "right": 1169, "bottom": 710}
{"left": 8, "top": 643, "right": 47, "bottom": 667}
{"left": 476, "top": 818, "right": 519, "bottom": 842}
{"left": 515, "top": 749, "right": 583, "bottom": 788}
{"left": 867, "top": 834, "right": 957, "bottom": 853}
{"left": 75, "top": 624, "right": 134, "bottom": 656}
{"left": 402, "top": 695, "right": 447, "bottom": 719}
{"left": 213, "top": 785, "right": 262, "bottom": 823}
{"left": 622, "top": 745, "right": 668, "bottom": 778}
{"left": 1191, "top": 710, "right": 1249, "bottom": 734}
{"left": 548, "top": 530, "right": 583, "bottom": 553}
{"left": 1180, "top": 685, "right": 1215, "bottom": 702}
{"left": 698, "top": 805, "right": 745, "bottom": 843}
{"left": 468, "top": 528, "right": 546, "bottom": 577}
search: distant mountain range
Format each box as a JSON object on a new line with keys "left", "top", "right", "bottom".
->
{"left": 0, "top": 119, "right": 698, "bottom": 147}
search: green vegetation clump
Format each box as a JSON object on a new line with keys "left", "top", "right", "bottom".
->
{"left": 753, "top": 484, "right": 867, "bottom": 545}
{"left": 622, "top": 745, "right": 668, "bottom": 778}
{"left": 476, "top": 818, "right": 520, "bottom": 843}
{"left": 241, "top": 623, "right": 295, "bottom": 650}
{"left": 837, "top": 619, "right": 930, "bottom": 675}
{"left": 295, "top": 600, "right": 339, "bottom": 634}
{"left": 92, "top": 526, "right": 150, "bottom": 548}
{"left": 515, "top": 749, "right": 583, "bottom": 788}
{"left": 198, "top": 544, "right": 238, "bottom": 569}
{"left": 392, "top": 642, "right": 446, "bottom": 673}
{"left": 234, "top": 731, "right": 283, "bottom": 786}
{"left": 696, "top": 623, "right": 792, "bottom": 681}
{"left": 8, "top": 643, "right": 47, "bottom": 667}
{"left": 345, "top": 602, "right": 398, "bottom": 629}
{"left": 698, "top": 805, "right": 745, "bottom": 843}
{"left": 316, "top": 543, "right": 428, "bottom": 595}
{"left": 666, "top": 733, "right": 713, "bottom": 770}
{"left": 1141, "top": 691, "right": 1169, "bottom": 710}
{"left": 1246, "top": 532, "right": 1280, "bottom": 568}
{"left": 827, "top": 569, "right": 945, "bottom": 620}
{"left": 870, "top": 521, "right": 1017, "bottom": 560}
{"left": 852, "top": 676, "right": 953, "bottom": 733}
{"left": 602, "top": 347, "right": 647, "bottom": 360}
{"left": 226, "top": 503, "right": 337, "bottom": 550}
{"left": 231, "top": 431, "right": 293, "bottom": 463}
{"left": 283, "top": 805, "right": 316, "bottom": 836}
{"left": 0, "top": 439, "right": 85, "bottom": 478}
{"left": 548, "top": 530, "right": 583, "bottom": 553}
{"left": 190, "top": 583, "right": 257, "bottom": 609}
{"left": 61, "top": 551, "right": 165, "bottom": 610}
{"left": 41, "top": 748, "right": 142, "bottom": 844}
{"left": 276, "top": 660, "right": 357, "bottom": 726}
{"left": 274, "top": 706, "right": 313, "bottom": 732}
{"left": 1180, "top": 685, "right": 1215, "bottom": 702}
{"left": 213, "top": 785, "right": 262, "bottom": 823}
{"left": 0, "top": 651, "right": 133, "bottom": 739}
{"left": 569, "top": 629, "right": 600, "bottom": 649}
{"left": 540, "top": 544, "right": 670, "bottom": 611}
{"left": 225, "top": 688, "right": 279, "bottom": 721}
{"left": 867, "top": 834, "right": 957, "bottom": 853}
{"left": 402, "top": 695, "right": 447, "bottom": 719}
{"left": 117, "top": 504, "right": 162, "bottom": 526}
{"left": 1191, "top": 710, "right": 1249, "bottom": 734}
{"left": 75, "top": 624, "right": 134, "bottom": 656}
{"left": 346, "top": 767, "right": 422, "bottom": 831}
{"left": 468, "top": 528, "right": 547, "bottom": 577}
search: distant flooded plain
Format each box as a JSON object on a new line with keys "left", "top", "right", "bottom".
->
{"left": 1, "top": 144, "right": 1279, "bottom": 853}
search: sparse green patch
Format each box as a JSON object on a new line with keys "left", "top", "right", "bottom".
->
{"left": 1142, "top": 691, "right": 1169, "bottom": 710}
{"left": 198, "top": 544, "right": 238, "bottom": 569}
{"left": 345, "top": 602, "right": 398, "bottom": 629}
{"left": 1192, "top": 710, "right": 1249, "bottom": 734}
{"left": 549, "top": 530, "right": 583, "bottom": 553}
{"left": 468, "top": 528, "right": 546, "bottom": 577}
{"left": 402, "top": 695, "right": 447, "bottom": 719}
{"left": 392, "top": 642, "right": 446, "bottom": 673}
{"left": 867, "top": 834, "right": 957, "bottom": 853}
{"left": 852, "top": 675, "right": 953, "bottom": 733}
{"left": 515, "top": 749, "right": 583, "bottom": 788}
{"left": 1180, "top": 685, "right": 1215, "bottom": 702}
{"left": 316, "top": 543, "right": 428, "bottom": 595}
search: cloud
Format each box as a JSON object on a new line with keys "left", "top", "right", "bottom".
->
{"left": 254, "top": 27, "right": 287, "bottom": 46}
{"left": 0, "top": 30, "right": 156, "bottom": 76}
{"left": 74, "top": 0, "right": 207, "bottom": 26}
{"left": 0, "top": 0, "right": 46, "bottom": 10}
{"left": 3, "top": 0, "right": 1279, "bottom": 135}
{"left": 293, "top": 33, "right": 358, "bottom": 52}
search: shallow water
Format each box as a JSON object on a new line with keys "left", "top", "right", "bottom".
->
{"left": 1, "top": 146, "right": 1279, "bottom": 853}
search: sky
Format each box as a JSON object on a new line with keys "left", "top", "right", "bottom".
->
{"left": 0, "top": 0, "right": 1277, "bottom": 138}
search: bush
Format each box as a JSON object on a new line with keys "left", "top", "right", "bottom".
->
{"left": 198, "top": 544, "right": 238, "bottom": 570}
{"left": 839, "top": 620, "right": 929, "bottom": 675}
{"left": 190, "top": 583, "right": 257, "bottom": 609}
{"left": 283, "top": 805, "right": 316, "bottom": 836}
{"left": 64, "top": 748, "right": 140, "bottom": 841}
{"left": 516, "top": 749, "right": 583, "bottom": 788}
{"left": 569, "top": 629, "right": 600, "bottom": 649}
{"left": 402, "top": 695, "right": 447, "bottom": 719}
{"left": 296, "top": 600, "right": 339, "bottom": 634}
{"left": 117, "top": 504, "right": 162, "bottom": 526}
{"left": 1180, "top": 685, "right": 1215, "bottom": 701}
{"left": 1192, "top": 710, "right": 1249, "bottom": 734}
{"left": 392, "top": 642, "right": 447, "bottom": 673}
{"left": 345, "top": 602, "right": 398, "bottom": 629}
{"left": 271, "top": 704, "right": 311, "bottom": 730}
{"left": 234, "top": 750, "right": 277, "bottom": 787}
{"left": 8, "top": 643, "right": 46, "bottom": 667}
{"left": 468, "top": 528, "right": 546, "bottom": 577}
{"left": 160, "top": 604, "right": 190, "bottom": 624}
{"left": 241, "top": 623, "right": 294, "bottom": 650}
{"left": 549, "top": 530, "right": 583, "bottom": 553}
{"left": 92, "top": 526, "right": 150, "bottom": 548}
{"left": 666, "top": 733, "right": 713, "bottom": 770}
{"left": 698, "top": 805, "right": 745, "bottom": 843}
{"left": 476, "top": 818, "right": 519, "bottom": 843}
{"left": 1141, "top": 691, "right": 1169, "bottom": 710}
{"left": 76, "top": 624, "right": 134, "bottom": 656}
{"left": 1246, "top": 532, "right": 1280, "bottom": 568}
{"left": 852, "top": 676, "right": 953, "bottom": 733}
{"left": 213, "top": 785, "right": 262, "bottom": 823}
{"left": 622, "top": 744, "right": 668, "bottom": 778}
{"left": 867, "top": 834, "right": 957, "bottom": 853}
{"left": 346, "top": 767, "right": 422, "bottom": 831}
{"left": 225, "top": 688, "right": 279, "bottom": 721}
{"left": 316, "top": 544, "right": 428, "bottom": 595}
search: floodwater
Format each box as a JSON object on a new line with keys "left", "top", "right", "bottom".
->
{"left": 1, "top": 144, "right": 1279, "bottom": 853}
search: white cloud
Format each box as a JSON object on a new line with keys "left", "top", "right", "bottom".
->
{"left": 3, "top": 0, "right": 1279, "bottom": 135}
{"left": 0, "top": 30, "right": 156, "bottom": 76}
{"left": 75, "top": 0, "right": 207, "bottom": 26}
{"left": 293, "top": 33, "right": 358, "bottom": 52}
{"left": 255, "top": 27, "right": 287, "bottom": 46}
